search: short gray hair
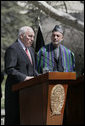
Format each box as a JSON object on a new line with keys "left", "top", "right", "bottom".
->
{"left": 18, "top": 26, "right": 34, "bottom": 37}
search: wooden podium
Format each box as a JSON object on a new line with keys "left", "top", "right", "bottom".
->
{"left": 12, "top": 72, "right": 76, "bottom": 125}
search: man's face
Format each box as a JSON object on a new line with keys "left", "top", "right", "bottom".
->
{"left": 51, "top": 31, "right": 63, "bottom": 46}
{"left": 20, "top": 30, "right": 35, "bottom": 48}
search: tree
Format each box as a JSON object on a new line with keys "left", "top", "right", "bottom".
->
{"left": 1, "top": 1, "right": 35, "bottom": 71}
{"left": 30, "top": 1, "right": 84, "bottom": 32}
{"left": 1, "top": 1, "right": 84, "bottom": 76}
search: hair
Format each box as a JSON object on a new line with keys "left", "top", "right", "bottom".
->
{"left": 18, "top": 26, "right": 34, "bottom": 37}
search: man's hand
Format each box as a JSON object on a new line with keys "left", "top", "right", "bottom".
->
{"left": 24, "top": 76, "right": 34, "bottom": 81}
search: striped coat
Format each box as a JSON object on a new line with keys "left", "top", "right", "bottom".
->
{"left": 36, "top": 43, "right": 75, "bottom": 73}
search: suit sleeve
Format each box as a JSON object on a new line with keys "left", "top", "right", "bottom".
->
{"left": 4, "top": 47, "right": 26, "bottom": 82}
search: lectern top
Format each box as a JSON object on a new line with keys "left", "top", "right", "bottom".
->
{"left": 12, "top": 72, "right": 76, "bottom": 91}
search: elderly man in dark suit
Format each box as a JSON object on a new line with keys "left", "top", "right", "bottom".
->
{"left": 4, "top": 26, "right": 38, "bottom": 125}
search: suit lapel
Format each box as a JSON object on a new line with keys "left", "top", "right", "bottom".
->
{"left": 16, "top": 41, "right": 32, "bottom": 64}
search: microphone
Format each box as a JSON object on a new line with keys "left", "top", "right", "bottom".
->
{"left": 54, "top": 56, "right": 64, "bottom": 72}
{"left": 41, "top": 53, "right": 55, "bottom": 67}
{"left": 34, "top": 69, "right": 40, "bottom": 76}
{"left": 35, "top": 52, "right": 58, "bottom": 73}
{"left": 42, "top": 54, "right": 60, "bottom": 72}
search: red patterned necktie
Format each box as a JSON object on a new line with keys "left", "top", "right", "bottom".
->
{"left": 25, "top": 48, "right": 32, "bottom": 64}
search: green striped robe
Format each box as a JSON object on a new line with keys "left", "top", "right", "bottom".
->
{"left": 36, "top": 43, "right": 75, "bottom": 73}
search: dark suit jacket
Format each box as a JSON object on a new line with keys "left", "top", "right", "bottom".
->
{"left": 4, "top": 40, "right": 38, "bottom": 125}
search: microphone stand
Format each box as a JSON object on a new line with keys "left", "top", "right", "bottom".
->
{"left": 35, "top": 52, "right": 58, "bottom": 73}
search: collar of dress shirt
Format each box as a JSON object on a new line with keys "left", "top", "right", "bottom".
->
{"left": 18, "top": 38, "right": 26, "bottom": 51}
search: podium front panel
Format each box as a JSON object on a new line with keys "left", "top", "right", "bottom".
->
{"left": 46, "top": 84, "right": 68, "bottom": 125}
{"left": 19, "top": 82, "right": 48, "bottom": 125}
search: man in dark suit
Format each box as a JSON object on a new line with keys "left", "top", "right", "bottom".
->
{"left": 4, "top": 26, "right": 38, "bottom": 125}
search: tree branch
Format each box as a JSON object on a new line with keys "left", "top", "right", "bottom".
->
{"left": 63, "top": 1, "right": 68, "bottom": 13}
{"left": 30, "top": 1, "right": 84, "bottom": 32}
